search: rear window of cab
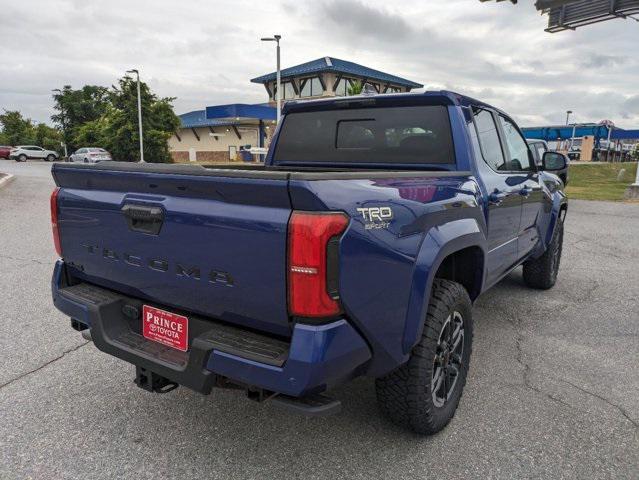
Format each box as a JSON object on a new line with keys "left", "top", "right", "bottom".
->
{"left": 273, "top": 105, "right": 455, "bottom": 166}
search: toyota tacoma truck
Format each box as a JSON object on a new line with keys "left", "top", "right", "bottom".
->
{"left": 50, "top": 91, "right": 567, "bottom": 434}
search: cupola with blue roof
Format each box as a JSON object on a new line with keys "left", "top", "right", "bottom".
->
{"left": 250, "top": 56, "right": 423, "bottom": 101}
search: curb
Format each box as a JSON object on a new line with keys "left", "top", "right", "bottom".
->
{"left": 0, "top": 173, "right": 15, "bottom": 190}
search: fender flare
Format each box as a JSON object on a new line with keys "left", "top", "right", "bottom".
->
{"left": 542, "top": 189, "right": 568, "bottom": 251}
{"left": 402, "top": 218, "right": 486, "bottom": 354}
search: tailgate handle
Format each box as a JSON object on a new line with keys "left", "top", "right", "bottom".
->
{"left": 122, "top": 204, "right": 164, "bottom": 235}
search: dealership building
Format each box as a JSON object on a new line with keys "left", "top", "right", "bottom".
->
{"left": 169, "top": 57, "right": 423, "bottom": 163}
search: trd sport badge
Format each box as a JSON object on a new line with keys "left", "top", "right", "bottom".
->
{"left": 356, "top": 207, "right": 393, "bottom": 230}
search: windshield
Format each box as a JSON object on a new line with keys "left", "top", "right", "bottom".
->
{"left": 273, "top": 105, "right": 455, "bottom": 166}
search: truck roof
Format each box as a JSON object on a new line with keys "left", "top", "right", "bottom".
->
{"left": 282, "top": 90, "right": 503, "bottom": 115}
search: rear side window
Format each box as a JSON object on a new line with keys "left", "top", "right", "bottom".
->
{"left": 472, "top": 108, "right": 506, "bottom": 171}
{"left": 273, "top": 105, "right": 454, "bottom": 165}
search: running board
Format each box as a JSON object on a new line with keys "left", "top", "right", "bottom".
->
{"left": 271, "top": 393, "right": 342, "bottom": 416}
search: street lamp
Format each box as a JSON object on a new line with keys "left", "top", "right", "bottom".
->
{"left": 261, "top": 35, "right": 282, "bottom": 123}
{"left": 565, "top": 110, "right": 572, "bottom": 125}
{"left": 52, "top": 89, "right": 68, "bottom": 159}
{"left": 126, "top": 69, "right": 145, "bottom": 162}
{"left": 565, "top": 110, "right": 577, "bottom": 151}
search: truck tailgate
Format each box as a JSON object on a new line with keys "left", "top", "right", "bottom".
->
{"left": 53, "top": 163, "right": 292, "bottom": 336}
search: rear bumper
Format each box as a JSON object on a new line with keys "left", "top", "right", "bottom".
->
{"left": 51, "top": 261, "right": 371, "bottom": 397}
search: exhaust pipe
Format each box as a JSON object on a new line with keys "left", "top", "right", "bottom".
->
{"left": 81, "top": 329, "right": 92, "bottom": 341}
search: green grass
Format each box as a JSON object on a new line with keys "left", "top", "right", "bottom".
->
{"left": 565, "top": 162, "right": 638, "bottom": 201}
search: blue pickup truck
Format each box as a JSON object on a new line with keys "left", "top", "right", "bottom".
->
{"left": 50, "top": 91, "right": 567, "bottom": 434}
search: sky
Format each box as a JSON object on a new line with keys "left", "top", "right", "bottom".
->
{"left": 1, "top": 0, "right": 638, "bottom": 128}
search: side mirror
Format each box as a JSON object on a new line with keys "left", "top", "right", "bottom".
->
{"left": 542, "top": 151, "right": 567, "bottom": 171}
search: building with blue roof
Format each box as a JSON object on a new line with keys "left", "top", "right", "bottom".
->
{"left": 251, "top": 56, "right": 423, "bottom": 101}
{"left": 169, "top": 56, "right": 423, "bottom": 163}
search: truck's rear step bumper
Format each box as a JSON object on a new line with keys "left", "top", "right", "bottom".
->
{"left": 52, "top": 260, "right": 371, "bottom": 397}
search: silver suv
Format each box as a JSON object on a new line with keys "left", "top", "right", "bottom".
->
{"left": 9, "top": 146, "right": 59, "bottom": 162}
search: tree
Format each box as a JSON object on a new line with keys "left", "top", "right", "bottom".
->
{"left": 49, "top": 77, "right": 179, "bottom": 162}
{"left": 0, "top": 110, "right": 35, "bottom": 145}
{"left": 52, "top": 85, "right": 109, "bottom": 151}
{"left": 100, "top": 76, "right": 179, "bottom": 162}
{"left": 73, "top": 118, "right": 108, "bottom": 147}
{"left": 0, "top": 110, "right": 62, "bottom": 153}
{"left": 33, "top": 123, "right": 62, "bottom": 152}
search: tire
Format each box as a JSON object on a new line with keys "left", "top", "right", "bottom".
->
{"left": 18, "top": 154, "right": 27, "bottom": 162}
{"left": 522, "top": 219, "right": 564, "bottom": 290}
{"left": 46, "top": 154, "right": 56, "bottom": 162}
{"left": 376, "top": 279, "right": 473, "bottom": 435}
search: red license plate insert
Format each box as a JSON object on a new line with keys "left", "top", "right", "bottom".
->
{"left": 142, "top": 305, "right": 188, "bottom": 352}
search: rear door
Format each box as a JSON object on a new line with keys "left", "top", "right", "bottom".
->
{"left": 496, "top": 114, "right": 544, "bottom": 260}
{"left": 54, "top": 164, "right": 293, "bottom": 336}
{"left": 469, "top": 107, "right": 522, "bottom": 286}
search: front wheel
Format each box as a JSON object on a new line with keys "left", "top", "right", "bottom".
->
{"left": 46, "top": 154, "right": 56, "bottom": 162}
{"left": 376, "top": 279, "right": 473, "bottom": 435}
{"left": 522, "top": 219, "right": 564, "bottom": 290}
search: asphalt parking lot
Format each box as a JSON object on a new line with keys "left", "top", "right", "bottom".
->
{"left": 1, "top": 161, "right": 637, "bottom": 479}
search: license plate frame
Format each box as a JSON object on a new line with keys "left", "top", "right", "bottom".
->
{"left": 142, "top": 305, "right": 189, "bottom": 352}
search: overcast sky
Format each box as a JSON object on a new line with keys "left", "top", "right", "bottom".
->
{"left": 1, "top": 0, "right": 638, "bottom": 128}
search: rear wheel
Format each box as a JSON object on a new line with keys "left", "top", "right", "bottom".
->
{"left": 18, "top": 154, "right": 27, "bottom": 162}
{"left": 523, "top": 219, "right": 563, "bottom": 290}
{"left": 376, "top": 279, "right": 473, "bottom": 435}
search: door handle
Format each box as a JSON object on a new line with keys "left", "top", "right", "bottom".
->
{"left": 121, "top": 204, "right": 164, "bottom": 235}
{"left": 488, "top": 190, "right": 508, "bottom": 205}
{"left": 520, "top": 185, "right": 542, "bottom": 197}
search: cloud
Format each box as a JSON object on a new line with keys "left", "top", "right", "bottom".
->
{"left": 0, "top": 0, "right": 638, "bottom": 128}
{"left": 580, "top": 54, "right": 629, "bottom": 69}
{"left": 318, "top": 1, "right": 418, "bottom": 41}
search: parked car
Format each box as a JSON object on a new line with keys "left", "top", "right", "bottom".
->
{"left": 527, "top": 138, "right": 569, "bottom": 185}
{"left": 68, "top": 147, "right": 112, "bottom": 163}
{"left": 50, "top": 91, "right": 567, "bottom": 435}
{"left": 0, "top": 146, "right": 13, "bottom": 159}
{"left": 9, "top": 145, "right": 59, "bottom": 162}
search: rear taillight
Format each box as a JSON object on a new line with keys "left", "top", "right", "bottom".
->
{"left": 288, "top": 211, "right": 349, "bottom": 318}
{"left": 50, "top": 187, "right": 62, "bottom": 256}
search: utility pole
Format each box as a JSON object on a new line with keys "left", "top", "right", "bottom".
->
{"left": 126, "top": 69, "right": 145, "bottom": 162}
{"left": 261, "top": 35, "right": 282, "bottom": 123}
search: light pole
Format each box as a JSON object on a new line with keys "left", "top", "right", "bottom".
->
{"left": 602, "top": 119, "right": 615, "bottom": 162}
{"left": 126, "top": 69, "right": 145, "bottom": 162}
{"left": 633, "top": 156, "right": 639, "bottom": 188}
{"left": 261, "top": 35, "right": 282, "bottom": 123}
{"left": 52, "top": 89, "right": 68, "bottom": 159}
{"left": 565, "top": 110, "right": 572, "bottom": 125}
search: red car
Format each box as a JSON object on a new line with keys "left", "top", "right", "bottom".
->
{"left": 0, "top": 146, "right": 13, "bottom": 159}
